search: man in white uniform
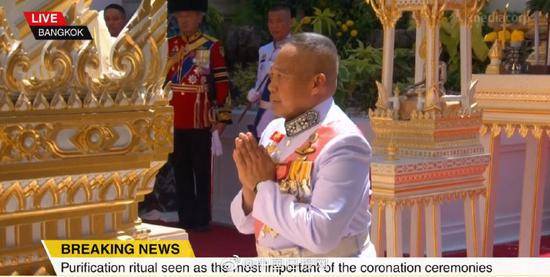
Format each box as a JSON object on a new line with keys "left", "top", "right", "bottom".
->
{"left": 247, "top": 3, "right": 293, "bottom": 138}
{"left": 231, "top": 33, "right": 375, "bottom": 257}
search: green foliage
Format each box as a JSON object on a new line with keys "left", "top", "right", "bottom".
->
{"left": 472, "top": 19, "right": 489, "bottom": 62}
{"left": 204, "top": 5, "right": 225, "bottom": 39}
{"left": 309, "top": 8, "right": 337, "bottom": 35}
{"left": 440, "top": 13, "right": 489, "bottom": 92}
{"left": 336, "top": 43, "right": 413, "bottom": 111}
{"left": 336, "top": 43, "right": 382, "bottom": 111}
{"left": 527, "top": 0, "right": 550, "bottom": 13}
{"left": 230, "top": 63, "right": 258, "bottom": 107}
{"left": 227, "top": 0, "right": 489, "bottom": 112}
{"left": 294, "top": 0, "right": 380, "bottom": 52}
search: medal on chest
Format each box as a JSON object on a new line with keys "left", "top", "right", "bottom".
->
{"left": 260, "top": 131, "right": 320, "bottom": 238}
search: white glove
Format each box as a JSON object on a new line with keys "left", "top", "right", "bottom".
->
{"left": 211, "top": 130, "right": 223, "bottom": 157}
{"left": 247, "top": 88, "right": 260, "bottom": 103}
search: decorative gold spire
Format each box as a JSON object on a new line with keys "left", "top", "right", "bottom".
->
{"left": 486, "top": 41, "right": 503, "bottom": 74}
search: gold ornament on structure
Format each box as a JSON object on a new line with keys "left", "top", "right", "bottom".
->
{"left": 490, "top": 123, "right": 502, "bottom": 138}
{"left": 371, "top": 188, "right": 486, "bottom": 208}
{"left": 0, "top": 1, "right": 170, "bottom": 113}
{"left": 531, "top": 125, "right": 543, "bottom": 139}
{"left": 455, "top": 0, "right": 486, "bottom": 27}
{"left": 0, "top": 1, "right": 172, "bottom": 274}
{"left": 519, "top": 124, "right": 530, "bottom": 138}
{"left": 504, "top": 123, "right": 515, "bottom": 138}
{"left": 479, "top": 124, "right": 488, "bottom": 136}
{"left": 421, "top": 0, "right": 447, "bottom": 28}
{"left": 366, "top": 0, "right": 402, "bottom": 29}
{"left": 72, "top": 125, "right": 118, "bottom": 153}
{"left": 482, "top": 123, "right": 550, "bottom": 140}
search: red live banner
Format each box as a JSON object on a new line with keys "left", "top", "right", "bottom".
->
{"left": 23, "top": 11, "right": 67, "bottom": 27}
{"left": 23, "top": 11, "right": 91, "bottom": 40}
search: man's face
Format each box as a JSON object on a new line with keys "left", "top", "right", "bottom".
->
{"left": 174, "top": 11, "right": 203, "bottom": 34}
{"left": 268, "top": 10, "right": 292, "bottom": 42}
{"left": 268, "top": 45, "right": 314, "bottom": 119}
{"left": 104, "top": 8, "right": 125, "bottom": 37}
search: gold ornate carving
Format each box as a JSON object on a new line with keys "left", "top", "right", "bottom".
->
{"left": 519, "top": 124, "right": 529, "bottom": 138}
{"left": 455, "top": 0, "right": 486, "bottom": 27}
{"left": 424, "top": 85, "right": 441, "bottom": 112}
{"left": 479, "top": 124, "right": 488, "bottom": 136}
{"left": 421, "top": 0, "right": 446, "bottom": 28}
{"left": 0, "top": 1, "right": 171, "bottom": 274}
{"left": 504, "top": 123, "right": 515, "bottom": 138}
{"left": 367, "top": 0, "right": 489, "bottom": 258}
{"left": 482, "top": 123, "right": 550, "bottom": 140}
{"left": 366, "top": 0, "right": 402, "bottom": 29}
{"left": 532, "top": 125, "right": 543, "bottom": 139}
{"left": 490, "top": 123, "right": 501, "bottom": 138}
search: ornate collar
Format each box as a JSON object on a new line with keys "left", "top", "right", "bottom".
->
{"left": 182, "top": 32, "right": 202, "bottom": 43}
{"left": 284, "top": 110, "right": 320, "bottom": 137}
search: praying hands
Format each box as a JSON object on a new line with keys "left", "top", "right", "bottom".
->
{"left": 232, "top": 132, "right": 276, "bottom": 214}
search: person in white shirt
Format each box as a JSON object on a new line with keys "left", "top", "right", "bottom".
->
{"left": 247, "top": 3, "right": 293, "bottom": 138}
{"left": 231, "top": 32, "right": 375, "bottom": 257}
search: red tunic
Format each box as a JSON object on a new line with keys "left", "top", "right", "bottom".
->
{"left": 167, "top": 32, "right": 230, "bottom": 129}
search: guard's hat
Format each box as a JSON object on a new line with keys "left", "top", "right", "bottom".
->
{"left": 168, "top": 0, "right": 208, "bottom": 13}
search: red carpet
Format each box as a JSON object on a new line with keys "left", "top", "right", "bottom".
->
{"left": 143, "top": 220, "right": 550, "bottom": 257}
{"left": 143, "top": 220, "right": 257, "bottom": 257}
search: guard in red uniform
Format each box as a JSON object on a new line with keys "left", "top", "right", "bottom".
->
{"left": 167, "top": 0, "right": 231, "bottom": 230}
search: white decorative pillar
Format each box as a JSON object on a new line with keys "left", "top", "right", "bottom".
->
{"left": 382, "top": 28, "right": 396, "bottom": 98}
{"left": 518, "top": 134, "right": 549, "bottom": 256}
{"left": 425, "top": 200, "right": 442, "bottom": 257}
{"left": 413, "top": 11, "right": 426, "bottom": 86}
{"left": 421, "top": 0, "right": 445, "bottom": 94}
{"left": 409, "top": 202, "right": 425, "bottom": 257}
{"left": 459, "top": 23, "right": 472, "bottom": 99}
{"left": 371, "top": 201, "right": 386, "bottom": 257}
{"left": 385, "top": 202, "right": 403, "bottom": 257}
{"left": 480, "top": 127, "right": 502, "bottom": 257}
{"left": 456, "top": 1, "right": 484, "bottom": 105}
{"left": 368, "top": 0, "right": 401, "bottom": 108}
{"left": 464, "top": 192, "right": 481, "bottom": 256}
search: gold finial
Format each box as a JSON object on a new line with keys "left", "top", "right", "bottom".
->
{"left": 486, "top": 40, "right": 503, "bottom": 74}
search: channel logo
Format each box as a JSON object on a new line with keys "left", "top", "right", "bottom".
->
{"left": 23, "top": 11, "right": 92, "bottom": 40}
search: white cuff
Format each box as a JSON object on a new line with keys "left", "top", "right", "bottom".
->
{"left": 230, "top": 190, "right": 256, "bottom": 234}
{"left": 247, "top": 88, "right": 260, "bottom": 103}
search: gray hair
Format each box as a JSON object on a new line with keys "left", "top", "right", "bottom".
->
{"left": 287, "top": 32, "right": 339, "bottom": 87}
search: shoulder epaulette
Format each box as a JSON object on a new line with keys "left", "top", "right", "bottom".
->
{"left": 202, "top": 33, "right": 219, "bottom": 42}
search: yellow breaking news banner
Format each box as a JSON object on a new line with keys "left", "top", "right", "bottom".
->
{"left": 40, "top": 240, "right": 550, "bottom": 276}
{"left": 42, "top": 240, "right": 195, "bottom": 258}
